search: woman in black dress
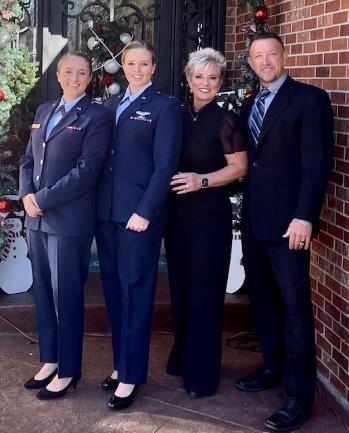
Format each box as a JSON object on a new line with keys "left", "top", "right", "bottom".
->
{"left": 165, "top": 48, "right": 247, "bottom": 398}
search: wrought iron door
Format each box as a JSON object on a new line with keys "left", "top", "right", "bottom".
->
{"left": 28, "top": 0, "right": 226, "bottom": 101}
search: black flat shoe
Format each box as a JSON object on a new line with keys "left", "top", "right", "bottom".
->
{"left": 36, "top": 375, "right": 80, "bottom": 400}
{"left": 264, "top": 398, "right": 312, "bottom": 432}
{"left": 101, "top": 376, "right": 119, "bottom": 391}
{"left": 24, "top": 369, "right": 57, "bottom": 390}
{"left": 108, "top": 385, "right": 138, "bottom": 410}
{"left": 235, "top": 367, "right": 282, "bottom": 392}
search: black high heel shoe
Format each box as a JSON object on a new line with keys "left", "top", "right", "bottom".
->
{"left": 36, "top": 375, "right": 81, "bottom": 400}
{"left": 24, "top": 369, "right": 58, "bottom": 390}
{"left": 108, "top": 385, "right": 138, "bottom": 410}
{"left": 101, "top": 376, "right": 119, "bottom": 391}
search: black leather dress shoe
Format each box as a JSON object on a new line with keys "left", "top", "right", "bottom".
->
{"left": 264, "top": 398, "right": 311, "bottom": 432}
{"left": 36, "top": 375, "right": 80, "bottom": 400}
{"left": 101, "top": 376, "right": 119, "bottom": 391}
{"left": 24, "top": 369, "right": 57, "bottom": 390}
{"left": 108, "top": 385, "right": 138, "bottom": 410}
{"left": 235, "top": 367, "right": 282, "bottom": 392}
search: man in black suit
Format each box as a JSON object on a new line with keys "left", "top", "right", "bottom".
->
{"left": 237, "top": 33, "right": 333, "bottom": 432}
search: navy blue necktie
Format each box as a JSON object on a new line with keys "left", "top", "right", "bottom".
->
{"left": 250, "top": 88, "right": 271, "bottom": 146}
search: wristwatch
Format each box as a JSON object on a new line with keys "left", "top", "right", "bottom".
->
{"left": 201, "top": 175, "right": 209, "bottom": 189}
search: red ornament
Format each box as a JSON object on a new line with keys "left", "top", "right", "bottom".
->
{"left": 100, "top": 74, "right": 115, "bottom": 87}
{"left": 0, "top": 199, "right": 11, "bottom": 213}
{"left": 0, "top": 89, "right": 5, "bottom": 102}
{"left": 255, "top": 6, "right": 268, "bottom": 22}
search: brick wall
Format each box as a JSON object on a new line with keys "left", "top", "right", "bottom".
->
{"left": 225, "top": 0, "right": 349, "bottom": 407}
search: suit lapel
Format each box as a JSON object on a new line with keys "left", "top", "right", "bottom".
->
{"left": 117, "top": 84, "right": 157, "bottom": 127}
{"left": 47, "top": 95, "right": 90, "bottom": 141}
{"left": 42, "top": 101, "right": 59, "bottom": 141}
{"left": 258, "top": 76, "right": 294, "bottom": 146}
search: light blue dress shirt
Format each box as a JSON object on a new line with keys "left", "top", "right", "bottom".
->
{"left": 115, "top": 82, "right": 152, "bottom": 124}
{"left": 45, "top": 93, "right": 86, "bottom": 140}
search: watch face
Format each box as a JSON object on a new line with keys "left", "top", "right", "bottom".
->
{"left": 201, "top": 176, "right": 208, "bottom": 188}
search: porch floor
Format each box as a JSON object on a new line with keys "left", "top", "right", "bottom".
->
{"left": 1, "top": 273, "right": 348, "bottom": 432}
{"left": 1, "top": 332, "right": 348, "bottom": 433}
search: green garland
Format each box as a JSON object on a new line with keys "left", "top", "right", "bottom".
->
{"left": 0, "top": 0, "right": 38, "bottom": 253}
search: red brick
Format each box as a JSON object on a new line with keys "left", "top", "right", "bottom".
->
{"left": 312, "top": 291, "right": 325, "bottom": 309}
{"left": 325, "top": 300, "right": 341, "bottom": 322}
{"left": 342, "top": 340, "right": 349, "bottom": 359}
{"left": 333, "top": 11, "right": 348, "bottom": 25}
{"left": 317, "top": 232, "right": 335, "bottom": 248}
{"left": 329, "top": 373, "right": 346, "bottom": 395}
{"left": 323, "top": 352, "right": 339, "bottom": 375}
{"left": 311, "top": 29, "right": 324, "bottom": 40}
{"left": 316, "top": 67, "right": 330, "bottom": 77}
{"left": 317, "top": 359, "right": 330, "bottom": 380}
{"left": 316, "top": 333, "right": 331, "bottom": 354}
{"left": 340, "top": 24, "right": 349, "bottom": 36}
{"left": 324, "top": 52, "right": 339, "bottom": 64}
{"left": 338, "top": 106, "right": 349, "bottom": 118}
{"left": 338, "top": 366, "right": 349, "bottom": 387}
{"left": 331, "top": 66, "right": 347, "bottom": 77}
{"left": 324, "top": 327, "right": 341, "bottom": 349}
{"left": 325, "top": 26, "right": 340, "bottom": 39}
{"left": 309, "top": 54, "right": 323, "bottom": 65}
{"left": 318, "top": 308, "right": 333, "bottom": 328}
{"left": 317, "top": 40, "right": 332, "bottom": 52}
{"left": 304, "top": 18, "right": 317, "bottom": 30}
{"left": 311, "top": 4, "right": 325, "bottom": 16}
{"left": 332, "top": 38, "right": 348, "bottom": 50}
{"left": 333, "top": 320, "right": 349, "bottom": 342}
{"left": 327, "top": 223, "right": 344, "bottom": 240}
{"left": 304, "top": 42, "right": 317, "bottom": 53}
{"left": 339, "top": 51, "right": 349, "bottom": 64}
{"left": 314, "top": 316, "right": 325, "bottom": 334}
{"left": 332, "top": 348, "right": 349, "bottom": 371}
{"left": 326, "top": 0, "right": 341, "bottom": 13}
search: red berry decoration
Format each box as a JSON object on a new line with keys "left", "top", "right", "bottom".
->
{"left": 0, "top": 89, "right": 5, "bottom": 102}
{"left": 255, "top": 6, "right": 268, "bottom": 22}
{"left": 244, "top": 90, "right": 253, "bottom": 99}
{"left": 0, "top": 199, "right": 11, "bottom": 213}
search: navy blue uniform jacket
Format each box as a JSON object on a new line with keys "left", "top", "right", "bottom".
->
{"left": 240, "top": 76, "right": 333, "bottom": 240}
{"left": 97, "top": 84, "right": 183, "bottom": 223}
{"left": 19, "top": 95, "right": 112, "bottom": 236}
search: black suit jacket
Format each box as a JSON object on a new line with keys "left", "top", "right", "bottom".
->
{"left": 241, "top": 76, "right": 333, "bottom": 241}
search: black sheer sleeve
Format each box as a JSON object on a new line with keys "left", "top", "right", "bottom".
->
{"left": 220, "top": 111, "right": 245, "bottom": 154}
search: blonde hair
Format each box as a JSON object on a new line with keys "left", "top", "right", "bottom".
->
{"left": 121, "top": 40, "right": 156, "bottom": 64}
{"left": 185, "top": 48, "right": 226, "bottom": 79}
{"left": 57, "top": 51, "right": 92, "bottom": 75}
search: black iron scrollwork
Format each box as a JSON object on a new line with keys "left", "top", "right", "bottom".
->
{"left": 63, "top": 0, "right": 159, "bottom": 49}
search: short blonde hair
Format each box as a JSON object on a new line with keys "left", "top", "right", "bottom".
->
{"left": 185, "top": 48, "right": 226, "bottom": 80}
{"left": 121, "top": 40, "right": 156, "bottom": 64}
{"left": 57, "top": 51, "right": 92, "bottom": 75}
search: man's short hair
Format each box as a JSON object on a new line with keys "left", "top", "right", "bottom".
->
{"left": 249, "top": 32, "right": 285, "bottom": 50}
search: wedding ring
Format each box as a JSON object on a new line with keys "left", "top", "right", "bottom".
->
{"left": 186, "top": 184, "right": 189, "bottom": 189}
{"left": 299, "top": 240, "right": 305, "bottom": 244}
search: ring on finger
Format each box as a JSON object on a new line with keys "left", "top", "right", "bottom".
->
{"left": 186, "top": 184, "right": 189, "bottom": 189}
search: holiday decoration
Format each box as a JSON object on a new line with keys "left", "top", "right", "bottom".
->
{"left": 0, "top": 199, "right": 11, "bottom": 213}
{"left": 255, "top": 6, "right": 268, "bottom": 22}
{"left": 0, "top": 0, "right": 38, "bottom": 255}
{"left": 0, "top": 211, "right": 33, "bottom": 294}
{"left": 232, "top": 0, "right": 269, "bottom": 109}
{"left": 107, "top": 82, "right": 121, "bottom": 95}
{"left": 81, "top": 21, "right": 132, "bottom": 100}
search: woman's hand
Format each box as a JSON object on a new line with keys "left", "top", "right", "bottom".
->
{"left": 22, "top": 194, "right": 43, "bottom": 217}
{"left": 126, "top": 213, "right": 150, "bottom": 232}
{"left": 170, "top": 172, "right": 201, "bottom": 194}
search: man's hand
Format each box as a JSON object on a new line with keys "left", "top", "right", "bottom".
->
{"left": 283, "top": 218, "right": 312, "bottom": 250}
{"left": 22, "top": 194, "right": 43, "bottom": 217}
{"left": 126, "top": 213, "right": 150, "bottom": 232}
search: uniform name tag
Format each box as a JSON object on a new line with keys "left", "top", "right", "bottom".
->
{"left": 31, "top": 123, "right": 41, "bottom": 129}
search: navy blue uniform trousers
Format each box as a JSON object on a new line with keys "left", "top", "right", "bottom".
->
{"left": 27, "top": 229, "right": 92, "bottom": 378}
{"left": 96, "top": 217, "right": 165, "bottom": 384}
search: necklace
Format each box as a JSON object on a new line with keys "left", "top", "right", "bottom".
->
{"left": 188, "top": 106, "right": 200, "bottom": 122}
